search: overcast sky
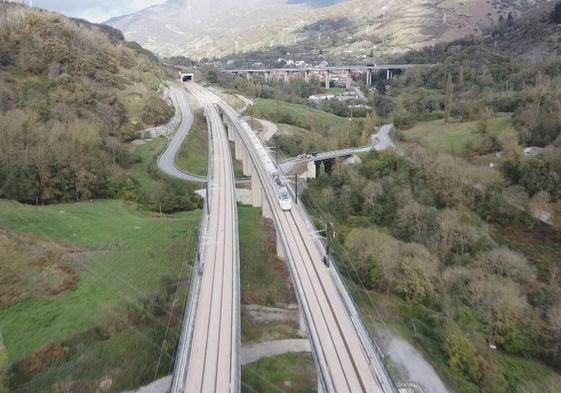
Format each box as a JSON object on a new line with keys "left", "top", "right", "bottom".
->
{"left": 33, "top": 0, "right": 167, "bottom": 23}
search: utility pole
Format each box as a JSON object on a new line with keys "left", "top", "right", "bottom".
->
{"left": 294, "top": 174, "right": 298, "bottom": 204}
{"left": 323, "top": 222, "right": 332, "bottom": 267}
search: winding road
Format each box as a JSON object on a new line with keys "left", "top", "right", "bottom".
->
{"left": 157, "top": 85, "right": 208, "bottom": 183}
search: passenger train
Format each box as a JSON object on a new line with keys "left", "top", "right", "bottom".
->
{"left": 240, "top": 115, "right": 293, "bottom": 211}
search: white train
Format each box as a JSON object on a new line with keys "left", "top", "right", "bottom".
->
{"left": 273, "top": 173, "right": 293, "bottom": 211}
{"left": 240, "top": 117, "right": 293, "bottom": 211}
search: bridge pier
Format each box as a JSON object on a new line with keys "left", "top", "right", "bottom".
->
{"left": 242, "top": 147, "right": 252, "bottom": 176}
{"left": 251, "top": 172, "right": 262, "bottom": 208}
{"left": 346, "top": 69, "right": 351, "bottom": 89}
{"left": 227, "top": 120, "right": 234, "bottom": 142}
{"left": 234, "top": 132, "right": 243, "bottom": 161}
{"left": 306, "top": 161, "right": 317, "bottom": 179}
{"left": 325, "top": 70, "right": 331, "bottom": 89}
{"left": 386, "top": 69, "right": 394, "bottom": 80}
{"left": 366, "top": 68, "right": 372, "bottom": 86}
{"left": 304, "top": 70, "right": 310, "bottom": 83}
{"left": 262, "top": 192, "right": 273, "bottom": 219}
{"left": 284, "top": 71, "right": 289, "bottom": 84}
{"left": 276, "top": 235, "right": 286, "bottom": 261}
{"left": 264, "top": 71, "right": 271, "bottom": 83}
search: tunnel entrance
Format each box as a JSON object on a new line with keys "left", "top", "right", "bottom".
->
{"left": 180, "top": 73, "right": 194, "bottom": 83}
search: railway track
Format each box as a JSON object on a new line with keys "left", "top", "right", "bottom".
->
{"left": 212, "top": 90, "right": 397, "bottom": 393}
{"left": 171, "top": 101, "right": 240, "bottom": 393}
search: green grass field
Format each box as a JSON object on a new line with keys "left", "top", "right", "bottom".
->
{"left": 175, "top": 111, "right": 209, "bottom": 177}
{"left": 248, "top": 98, "right": 358, "bottom": 133}
{"left": 238, "top": 207, "right": 294, "bottom": 306}
{"left": 129, "top": 138, "right": 167, "bottom": 192}
{"left": 242, "top": 353, "right": 317, "bottom": 393}
{"left": 403, "top": 116, "right": 511, "bottom": 155}
{"left": 0, "top": 200, "right": 200, "bottom": 364}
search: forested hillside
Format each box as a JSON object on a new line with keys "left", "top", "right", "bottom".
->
{"left": 0, "top": 4, "right": 174, "bottom": 203}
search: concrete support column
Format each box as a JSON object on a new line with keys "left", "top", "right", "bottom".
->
{"left": 299, "top": 311, "right": 307, "bottom": 335}
{"left": 346, "top": 70, "right": 351, "bottom": 89}
{"left": 304, "top": 70, "right": 310, "bottom": 83}
{"left": 227, "top": 121, "right": 234, "bottom": 142}
{"left": 325, "top": 70, "right": 331, "bottom": 89}
{"left": 386, "top": 69, "right": 393, "bottom": 80}
{"left": 242, "top": 147, "right": 252, "bottom": 177}
{"left": 246, "top": 71, "right": 252, "bottom": 81}
{"left": 265, "top": 71, "right": 271, "bottom": 83}
{"left": 262, "top": 193, "right": 272, "bottom": 219}
{"left": 284, "top": 71, "right": 289, "bottom": 84}
{"left": 306, "top": 161, "right": 317, "bottom": 179}
{"left": 251, "top": 170, "right": 262, "bottom": 208}
{"left": 366, "top": 69, "right": 372, "bottom": 86}
{"left": 276, "top": 235, "right": 286, "bottom": 260}
{"left": 234, "top": 132, "right": 242, "bottom": 161}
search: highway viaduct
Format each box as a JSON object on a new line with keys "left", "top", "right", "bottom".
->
{"left": 223, "top": 64, "right": 434, "bottom": 88}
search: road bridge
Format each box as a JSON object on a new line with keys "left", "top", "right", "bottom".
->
{"left": 188, "top": 83, "right": 398, "bottom": 393}
{"left": 280, "top": 124, "right": 394, "bottom": 176}
{"left": 223, "top": 64, "right": 434, "bottom": 88}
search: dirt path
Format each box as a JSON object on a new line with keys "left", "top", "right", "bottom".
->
{"left": 241, "top": 339, "right": 311, "bottom": 366}
{"left": 384, "top": 334, "right": 450, "bottom": 393}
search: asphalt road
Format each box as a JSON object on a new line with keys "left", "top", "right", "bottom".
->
{"left": 157, "top": 85, "right": 208, "bottom": 183}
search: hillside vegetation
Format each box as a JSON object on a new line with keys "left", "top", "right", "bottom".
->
{"left": 0, "top": 4, "right": 173, "bottom": 204}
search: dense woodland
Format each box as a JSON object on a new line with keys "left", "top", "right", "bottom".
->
{"left": 0, "top": 4, "right": 191, "bottom": 209}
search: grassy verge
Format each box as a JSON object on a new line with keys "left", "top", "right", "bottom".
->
{"left": 242, "top": 353, "right": 317, "bottom": 393}
{"left": 175, "top": 111, "right": 209, "bottom": 177}
{"left": 248, "top": 98, "right": 359, "bottom": 133}
{"left": 0, "top": 199, "right": 200, "bottom": 364}
{"left": 402, "top": 116, "right": 511, "bottom": 156}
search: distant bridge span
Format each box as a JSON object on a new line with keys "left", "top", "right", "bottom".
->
{"left": 223, "top": 64, "right": 435, "bottom": 88}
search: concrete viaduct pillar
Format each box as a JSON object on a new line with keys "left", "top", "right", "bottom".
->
{"left": 234, "top": 132, "right": 243, "bottom": 161}
{"left": 325, "top": 70, "right": 331, "bottom": 89}
{"left": 366, "top": 69, "right": 372, "bottom": 86}
{"left": 346, "top": 69, "right": 351, "bottom": 89}
{"left": 264, "top": 71, "right": 271, "bottom": 83}
{"left": 242, "top": 147, "right": 252, "bottom": 176}
{"left": 386, "top": 69, "right": 394, "bottom": 80}
{"left": 284, "top": 71, "right": 289, "bottom": 85}
{"left": 304, "top": 70, "right": 310, "bottom": 83}
{"left": 306, "top": 161, "right": 317, "bottom": 179}
{"left": 226, "top": 120, "right": 234, "bottom": 142}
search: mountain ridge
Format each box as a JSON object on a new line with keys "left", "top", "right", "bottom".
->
{"left": 106, "top": 0, "right": 546, "bottom": 61}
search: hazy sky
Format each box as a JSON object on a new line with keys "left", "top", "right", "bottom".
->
{"left": 33, "top": 0, "right": 167, "bottom": 23}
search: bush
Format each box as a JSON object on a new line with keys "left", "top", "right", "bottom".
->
{"left": 551, "top": 2, "right": 561, "bottom": 24}
{"left": 443, "top": 330, "right": 485, "bottom": 384}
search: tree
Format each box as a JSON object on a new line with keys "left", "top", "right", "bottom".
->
{"left": 552, "top": 202, "right": 561, "bottom": 239}
{"left": 360, "top": 112, "right": 379, "bottom": 145}
{"left": 444, "top": 72, "right": 453, "bottom": 123}
{"left": 477, "top": 248, "right": 535, "bottom": 284}
{"left": 443, "top": 330, "right": 485, "bottom": 383}
{"left": 0, "top": 340, "right": 7, "bottom": 393}
{"left": 551, "top": 2, "right": 561, "bottom": 24}
{"left": 547, "top": 305, "right": 561, "bottom": 362}
{"left": 207, "top": 69, "right": 219, "bottom": 84}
